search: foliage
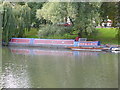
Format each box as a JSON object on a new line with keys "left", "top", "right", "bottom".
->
{"left": 21, "top": 4, "right": 31, "bottom": 32}
{"left": 27, "top": 2, "right": 45, "bottom": 28}
{"left": 36, "top": 2, "right": 77, "bottom": 24}
{"left": 0, "top": 3, "right": 3, "bottom": 41}
{"left": 73, "top": 2, "right": 101, "bottom": 35}
{"left": 36, "top": 2, "right": 101, "bottom": 36}
{"left": 2, "top": 2, "right": 16, "bottom": 44}
{"left": 38, "top": 25, "right": 73, "bottom": 38}
{"left": 99, "top": 2, "right": 118, "bottom": 27}
{"left": 1, "top": 1, "right": 119, "bottom": 45}
{"left": 24, "top": 28, "right": 38, "bottom": 38}
{"left": 27, "top": 27, "right": 119, "bottom": 45}
{"left": 0, "top": 3, "right": 3, "bottom": 12}
{"left": 2, "top": 2, "right": 31, "bottom": 45}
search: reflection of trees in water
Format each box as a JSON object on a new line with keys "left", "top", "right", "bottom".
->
{"left": 2, "top": 63, "right": 30, "bottom": 88}
{"left": 2, "top": 47, "right": 118, "bottom": 88}
{"left": 27, "top": 54, "right": 118, "bottom": 88}
{"left": 28, "top": 56, "right": 77, "bottom": 88}
{"left": 73, "top": 52, "right": 118, "bottom": 88}
{"left": 2, "top": 48, "right": 31, "bottom": 88}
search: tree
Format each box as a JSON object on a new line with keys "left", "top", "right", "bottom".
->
{"left": 36, "top": 2, "right": 77, "bottom": 24}
{"left": 20, "top": 3, "right": 31, "bottom": 32}
{"left": 2, "top": 2, "right": 17, "bottom": 45}
{"left": 36, "top": 2, "right": 101, "bottom": 36}
{"left": 2, "top": 2, "right": 31, "bottom": 45}
{"left": 74, "top": 2, "right": 101, "bottom": 35}
{"left": 0, "top": 3, "right": 3, "bottom": 42}
{"left": 27, "top": 2, "right": 45, "bottom": 28}
{"left": 100, "top": 2, "right": 118, "bottom": 27}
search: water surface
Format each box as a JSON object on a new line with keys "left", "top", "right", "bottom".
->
{"left": 2, "top": 46, "right": 118, "bottom": 88}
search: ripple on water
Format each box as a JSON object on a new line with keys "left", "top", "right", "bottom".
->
{"left": 2, "top": 47, "right": 118, "bottom": 88}
{"left": 2, "top": 62, "right": 30, "bottom": 88}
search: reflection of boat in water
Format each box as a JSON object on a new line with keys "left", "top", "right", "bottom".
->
{"left": 9, "top": 47, "right": 101, "bottom": 56}
{"left": 69, "top": 47, "right": 109, "bottom": 52}
{"left": 11, "top": 48, "right": 31, "bottom": 55}
{"left": 69, "top": 46, "right": 120, "bottom": 52}
{"left": 33, "top": 49, "right": 73, "bottom": 56}
{"left": 10, "top": 47, "right": 73, "bottom": 56}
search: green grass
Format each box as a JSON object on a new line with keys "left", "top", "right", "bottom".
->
{"left": 94, "top": 28, "right": 119, "bottom": 44}
{"left": 24, "top": 28, "right": 39, "bottom": 38}
{"left": 24, "top": 27, "right": 119, "bottom": 45}
{"left": 96, "top": 28, "right": 118, "bottom": 39}
{"left": 41, "top": 34, "right": 77, "bottom": 39}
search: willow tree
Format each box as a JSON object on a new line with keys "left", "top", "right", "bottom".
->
{"left": 0, "top": 3, "right": 3, "bottom": 42}
{"left": 2, "top": 2, "right": 31, "bottom": 45}
{"left": 13, "top": 3, "right": 31, "bottom": 37}
{"left": 2, "top": 2, "right": 16, "bottom": 45}
{"left": 21, "top": 4, "right": 31, "bottom": 32}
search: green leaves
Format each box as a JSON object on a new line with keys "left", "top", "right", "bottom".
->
{"left": 100, "top": 2, "right": 118, "bottom": 26}
{"left": 2, "top": 2, "right": 31, "bottom": 44}
{"left": 36, "top": 2, "right": 77, "bottom": 24}
{"left": 2, "top": 2, "right": 16, "bottom": 44}
{"left": 36, "top": 2, "right": 101, "bottom": 36}
{"left": 38, "top": 25, "right": 72, "bottom": 38}
{"left": 74, "top": 2, "right": 101, "bottom": 35}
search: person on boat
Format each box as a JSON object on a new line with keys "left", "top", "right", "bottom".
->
{"left": 75, "top": 33, "right": 81, "bottom": 41}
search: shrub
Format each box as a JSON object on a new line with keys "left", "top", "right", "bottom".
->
{"left": 24, "top": 28, "right": 38, "bottom": 38}
{"left": 38, "top": 25, "right": 73, "bottom": 38}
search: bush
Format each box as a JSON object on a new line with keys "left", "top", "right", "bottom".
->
{"left": 24, "top": 28, "right": 39, "bottom": 38}
{"left": 38, "top": 25, "right": 73, "bottom": 38}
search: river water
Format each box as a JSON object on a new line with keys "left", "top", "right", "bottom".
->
{"left": 1, "top": 46, "right": 118, "bottom": 88}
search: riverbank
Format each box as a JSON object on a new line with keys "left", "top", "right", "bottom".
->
{"left": 92, "top": 28, "right": 119, "bottom": 45}
{"left": 24, "top": 28, "right": 119, "bottom": 45}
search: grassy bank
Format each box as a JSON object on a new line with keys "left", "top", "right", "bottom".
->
{"left": 24, "top": 28, "right": 119, "bottom": 45}
{"left": 93, "top": 28, "right": 118, "bottom": 45}
{"left": 24, "top": 28, "right": 39, "bottom": 38}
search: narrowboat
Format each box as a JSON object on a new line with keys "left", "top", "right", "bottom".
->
{"left": 9, "top": 38, "right": 75, "bottom": 48}
{"left": 8, "top": 38, "right": 120, "bottom": 52}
